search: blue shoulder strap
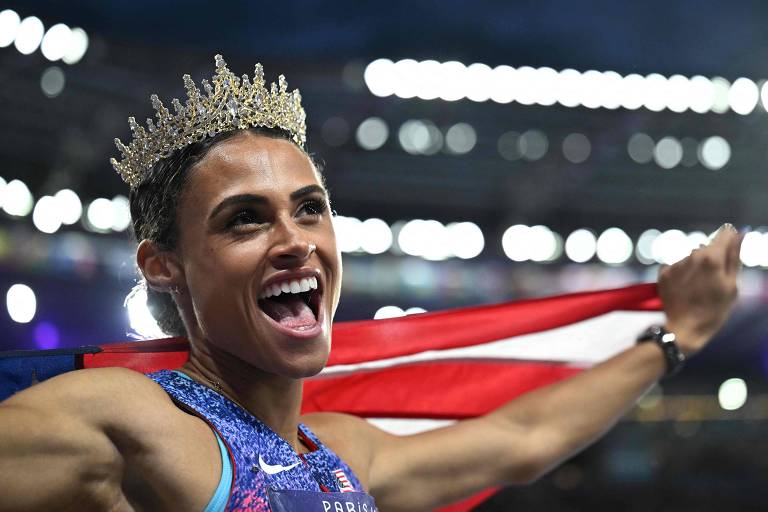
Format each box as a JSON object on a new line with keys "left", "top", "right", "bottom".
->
{"left": 148, "top": 369, "right": 340, "bottom": 510}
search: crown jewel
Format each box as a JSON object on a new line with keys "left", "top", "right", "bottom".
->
{"left": 110, "top": 54, "right": 307, "bottom": 187}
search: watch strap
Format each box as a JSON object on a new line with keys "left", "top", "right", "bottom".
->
{"left": 636, "top": 324, "right": 685, "bottom": 378}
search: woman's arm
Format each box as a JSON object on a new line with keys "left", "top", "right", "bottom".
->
{"left": 0, "top": 370, "right": 128, "bottom": 511}
{"left": 363, "top": 224, "right": 742, "bottom": 511}
{"left": 0, "top": 367, "right": 182, "bottom": 511}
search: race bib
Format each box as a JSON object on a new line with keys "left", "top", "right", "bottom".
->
{"left": 267, "top": 488, "right": 378, "bottom": 512}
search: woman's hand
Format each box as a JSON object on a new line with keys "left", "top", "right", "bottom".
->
{"left": 658, "top": 223, "right": 743, "bottom": 356}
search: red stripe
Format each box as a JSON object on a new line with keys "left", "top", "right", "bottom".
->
{"left": 302, "top": 360, "right": 581, "bottom": 418}
{"left": 84, "top": 285, "right": 659, "bottom": 371}
{"left": 437, "top": 487, "right": 500, "bottom": 512}
{"left": 83, "top": 350, "right": 189, "bottom": 372}
{"left": 97, "top": 337, "right": 189, "bottom": 352}
{"left": 328, "top": 283, "right": 659, "bottom": 365}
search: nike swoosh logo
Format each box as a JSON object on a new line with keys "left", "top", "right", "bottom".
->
{"left": 258, "top": 455, "right": 300, "bottom": 475}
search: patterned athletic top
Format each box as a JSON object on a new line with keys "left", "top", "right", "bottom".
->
{"left": 148, "top": 370, "right": 377, "bottom": 512}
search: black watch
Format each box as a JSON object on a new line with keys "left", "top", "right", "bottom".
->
{"left": 636, "top": 325, "right": 685, "bottom": 378}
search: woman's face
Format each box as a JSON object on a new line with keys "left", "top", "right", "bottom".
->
{"left": 174, "top": 133, "right": 341, "bottom": 378}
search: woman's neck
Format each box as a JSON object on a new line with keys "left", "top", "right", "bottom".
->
{"left": 180, "top": 342, "right": 306, "bottom": 453}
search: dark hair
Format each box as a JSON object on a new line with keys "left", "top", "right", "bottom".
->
{"left": 129, "top": 127, "right": 320, "bottom": 337}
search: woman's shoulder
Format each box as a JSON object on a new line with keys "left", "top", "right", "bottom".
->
{"left": 3, "top": 367, "right": 182, "bottom": 428}
{"left": 12, "top": 366, "right": 169, "bottom": 399}
{"left": 301, "top": 412, "right": 398, "bottom": 443}
{"left": 0, "top": 366, "right": 221, "bottom": 511}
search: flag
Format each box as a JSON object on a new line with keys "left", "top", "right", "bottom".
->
{"left": 0, "top": 283, "right": 662, "bottom": 511}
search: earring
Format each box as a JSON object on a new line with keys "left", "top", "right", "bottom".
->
{"left": 169, "top": 285, "right": 182, "bottom": 295}
{"left": 308, "top": 243, "right": 317, "bottom": 254}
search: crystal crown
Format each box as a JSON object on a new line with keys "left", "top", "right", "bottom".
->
{"left": 110, "top": 54, "right": 307, "bottom": 187}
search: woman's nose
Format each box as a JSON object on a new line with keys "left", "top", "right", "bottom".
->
{"left": 267, "top": 219, "right": 315, "bottom": 269}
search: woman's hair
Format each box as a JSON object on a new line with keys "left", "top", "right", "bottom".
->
{"left": 129, "top": 126, "right": 320, "bottom": 337}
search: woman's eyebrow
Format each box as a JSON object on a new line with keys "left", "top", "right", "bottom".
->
{"left": 208, "top": 185, "right": 327, "bottom": 220}
{"left": 290, "top": 184, "right": 327, "bottom": 201}
{"left": 209, "top": 194, "right": 266, "bottom": 220}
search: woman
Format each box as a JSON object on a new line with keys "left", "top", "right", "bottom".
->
{"left": 0, "top": 56, "right": 743, "bottom": 511}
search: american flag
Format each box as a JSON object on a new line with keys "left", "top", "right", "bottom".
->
{"left": 332, "top": 468, "right": 355, "bottom": 493}
{"left": 0, "top": 283, "right": 662, "bottom": 511}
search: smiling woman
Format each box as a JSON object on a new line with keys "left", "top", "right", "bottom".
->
{"left": 139, "top": 133, "right": 340, "bottom": 381}
{"left": 0, "top": 55, "right": 744, "bottom": 512}
{"left": 129, "top": 127, "right": 328, "bottom": 339}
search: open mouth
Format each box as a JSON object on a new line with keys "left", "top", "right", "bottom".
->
{"left": 257, "top": 276, "right": 322, "bottom": 334}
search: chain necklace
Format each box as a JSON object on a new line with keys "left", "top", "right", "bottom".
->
{"left": 177, "top": 369, "right": 313, "bottom": 454}
{"left": 177, "top": 369, "right": 252, "bottom": 413}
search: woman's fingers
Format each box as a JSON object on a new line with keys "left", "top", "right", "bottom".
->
{"left": 725, "top": 230, "right": 745, "bottom": 277}
{"left": 657, "top": 223, "right": 743, "bottom": 355}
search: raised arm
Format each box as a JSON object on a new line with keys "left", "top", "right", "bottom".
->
{"left": 0, "top": 367, "right": 201, "bottom": 512}
{"left": 0, "top": 369, "right": 129, "bottom": 511}
{"left": 361, "top": 224, "right": 742, "bottom": 511}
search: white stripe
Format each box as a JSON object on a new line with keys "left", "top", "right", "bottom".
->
{"left": 323, "top": 310, "right": 664, "bottom": 376}
{"left": 367, "top": 417, "right": 456, "bottom": 436}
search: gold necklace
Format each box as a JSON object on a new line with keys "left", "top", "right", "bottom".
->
{"left": 180, "top": 369, "right": 310, "bottom": 454}
{"left": 179, "top": 369, "right": 251, "bottom": 412}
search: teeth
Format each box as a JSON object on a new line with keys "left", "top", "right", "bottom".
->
{"left": 259, "top": 276, "right": 321, "bottom": 299}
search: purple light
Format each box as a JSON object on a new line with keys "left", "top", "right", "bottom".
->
{"left": 761, "top": 335, "right": 768, "bottom": 378}
{"left": 763, "top": 347, "right": 768, "bottom": 378}
{"left": 33, "top": 321, "right": 60, "bottom": 350}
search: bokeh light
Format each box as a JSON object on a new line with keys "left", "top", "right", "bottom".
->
{"left": 718, "top": 378, "right": 747, "bottom": 411}
{"left": 359, "top": 218, "right": 393, "bottom": 255}
{"left": 55, "top": 189, "right": 83, "bottom": 225}
{"left": 562, "top": 133, "right": 591, "bottom": 163}
{"left": 0, "top": 9, "right": 21, "bottom": 48}
{"left": 596, "top": 228, "right": 633, "bottom": 265}
{"left": 2, "top": 180, "right": 34, "bottom": 217}
{"left": 446, "top": 222, "right": 485, "bottom": 259}
{"left": 32, "top": 196, "right": 62, "bottom": 234}
{"left": 40, "top": 23, "right": 72, "bottom": 61}
{"left": 33, "top": 321, "right": 60, "bottom": 350}
{"left": 356, "top": 117, "right": 389, "bottom": 150}
{"left": 651, "top": 229, "right": 691, "bottom": 264}
{"left": 653, "top": 137, "right": 683, "bottom": 169}
{"left": 61, "top": 27, "right": 88, "bottom": 65}
{"left": 636, "top": 229, "right": 661, "bottom": 264}
{"left": 698, "top": 136, "right": 731, "bottom": 170}
{"left": 14, "top": 16, "right": 44, "bottom": 55}
{"left": 6, "top": 284, "right": 36, "bottom": 324}
{"left": 86, "top": 198, "right": 115, "bottom": 232}
{"left": 40, "top": 66, "right": 66, "bottom": 98}
{"left": 374, "top": 305, "right": 406, "bottom": 319}
{"left": 565, "top": 229, "right": 597, "bottom": 263}
{"left": 333, "top": 215, "right": 363, "bottom": 253}
{"left": 444, "top": 123, "right": 477, "bottom": 154}
{"left": 628, "top": 133, "right": 654, "bottom": 164}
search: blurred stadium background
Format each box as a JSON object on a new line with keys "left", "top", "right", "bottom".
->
{"left": 0, "top": 1, "right": 766, "bottom": 510}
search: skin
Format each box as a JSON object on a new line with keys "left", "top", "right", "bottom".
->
{"left": 0, "top": 133, "right": 743, "bottom": 511}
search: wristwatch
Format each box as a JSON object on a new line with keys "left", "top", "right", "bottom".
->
{"left": 636, "top": 324, "right": 686, "bottom": 378}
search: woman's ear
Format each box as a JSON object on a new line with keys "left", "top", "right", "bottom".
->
{"left": 136, "top": 239, "right": 184, "bottom": 292}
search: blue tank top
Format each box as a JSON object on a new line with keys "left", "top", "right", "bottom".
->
{"left": 148, "top": 370, "right": 373, "bottom": 512}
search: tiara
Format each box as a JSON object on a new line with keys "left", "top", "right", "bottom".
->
{"left": 110, "top": 54, "right": 307, "bottom": 187}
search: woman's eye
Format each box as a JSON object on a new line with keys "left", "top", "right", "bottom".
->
{"left": 300, "top": 200, "right": 327, "bottom": 217}
{"left": 228, "top": 210, "right": 263, "bottom": 228}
